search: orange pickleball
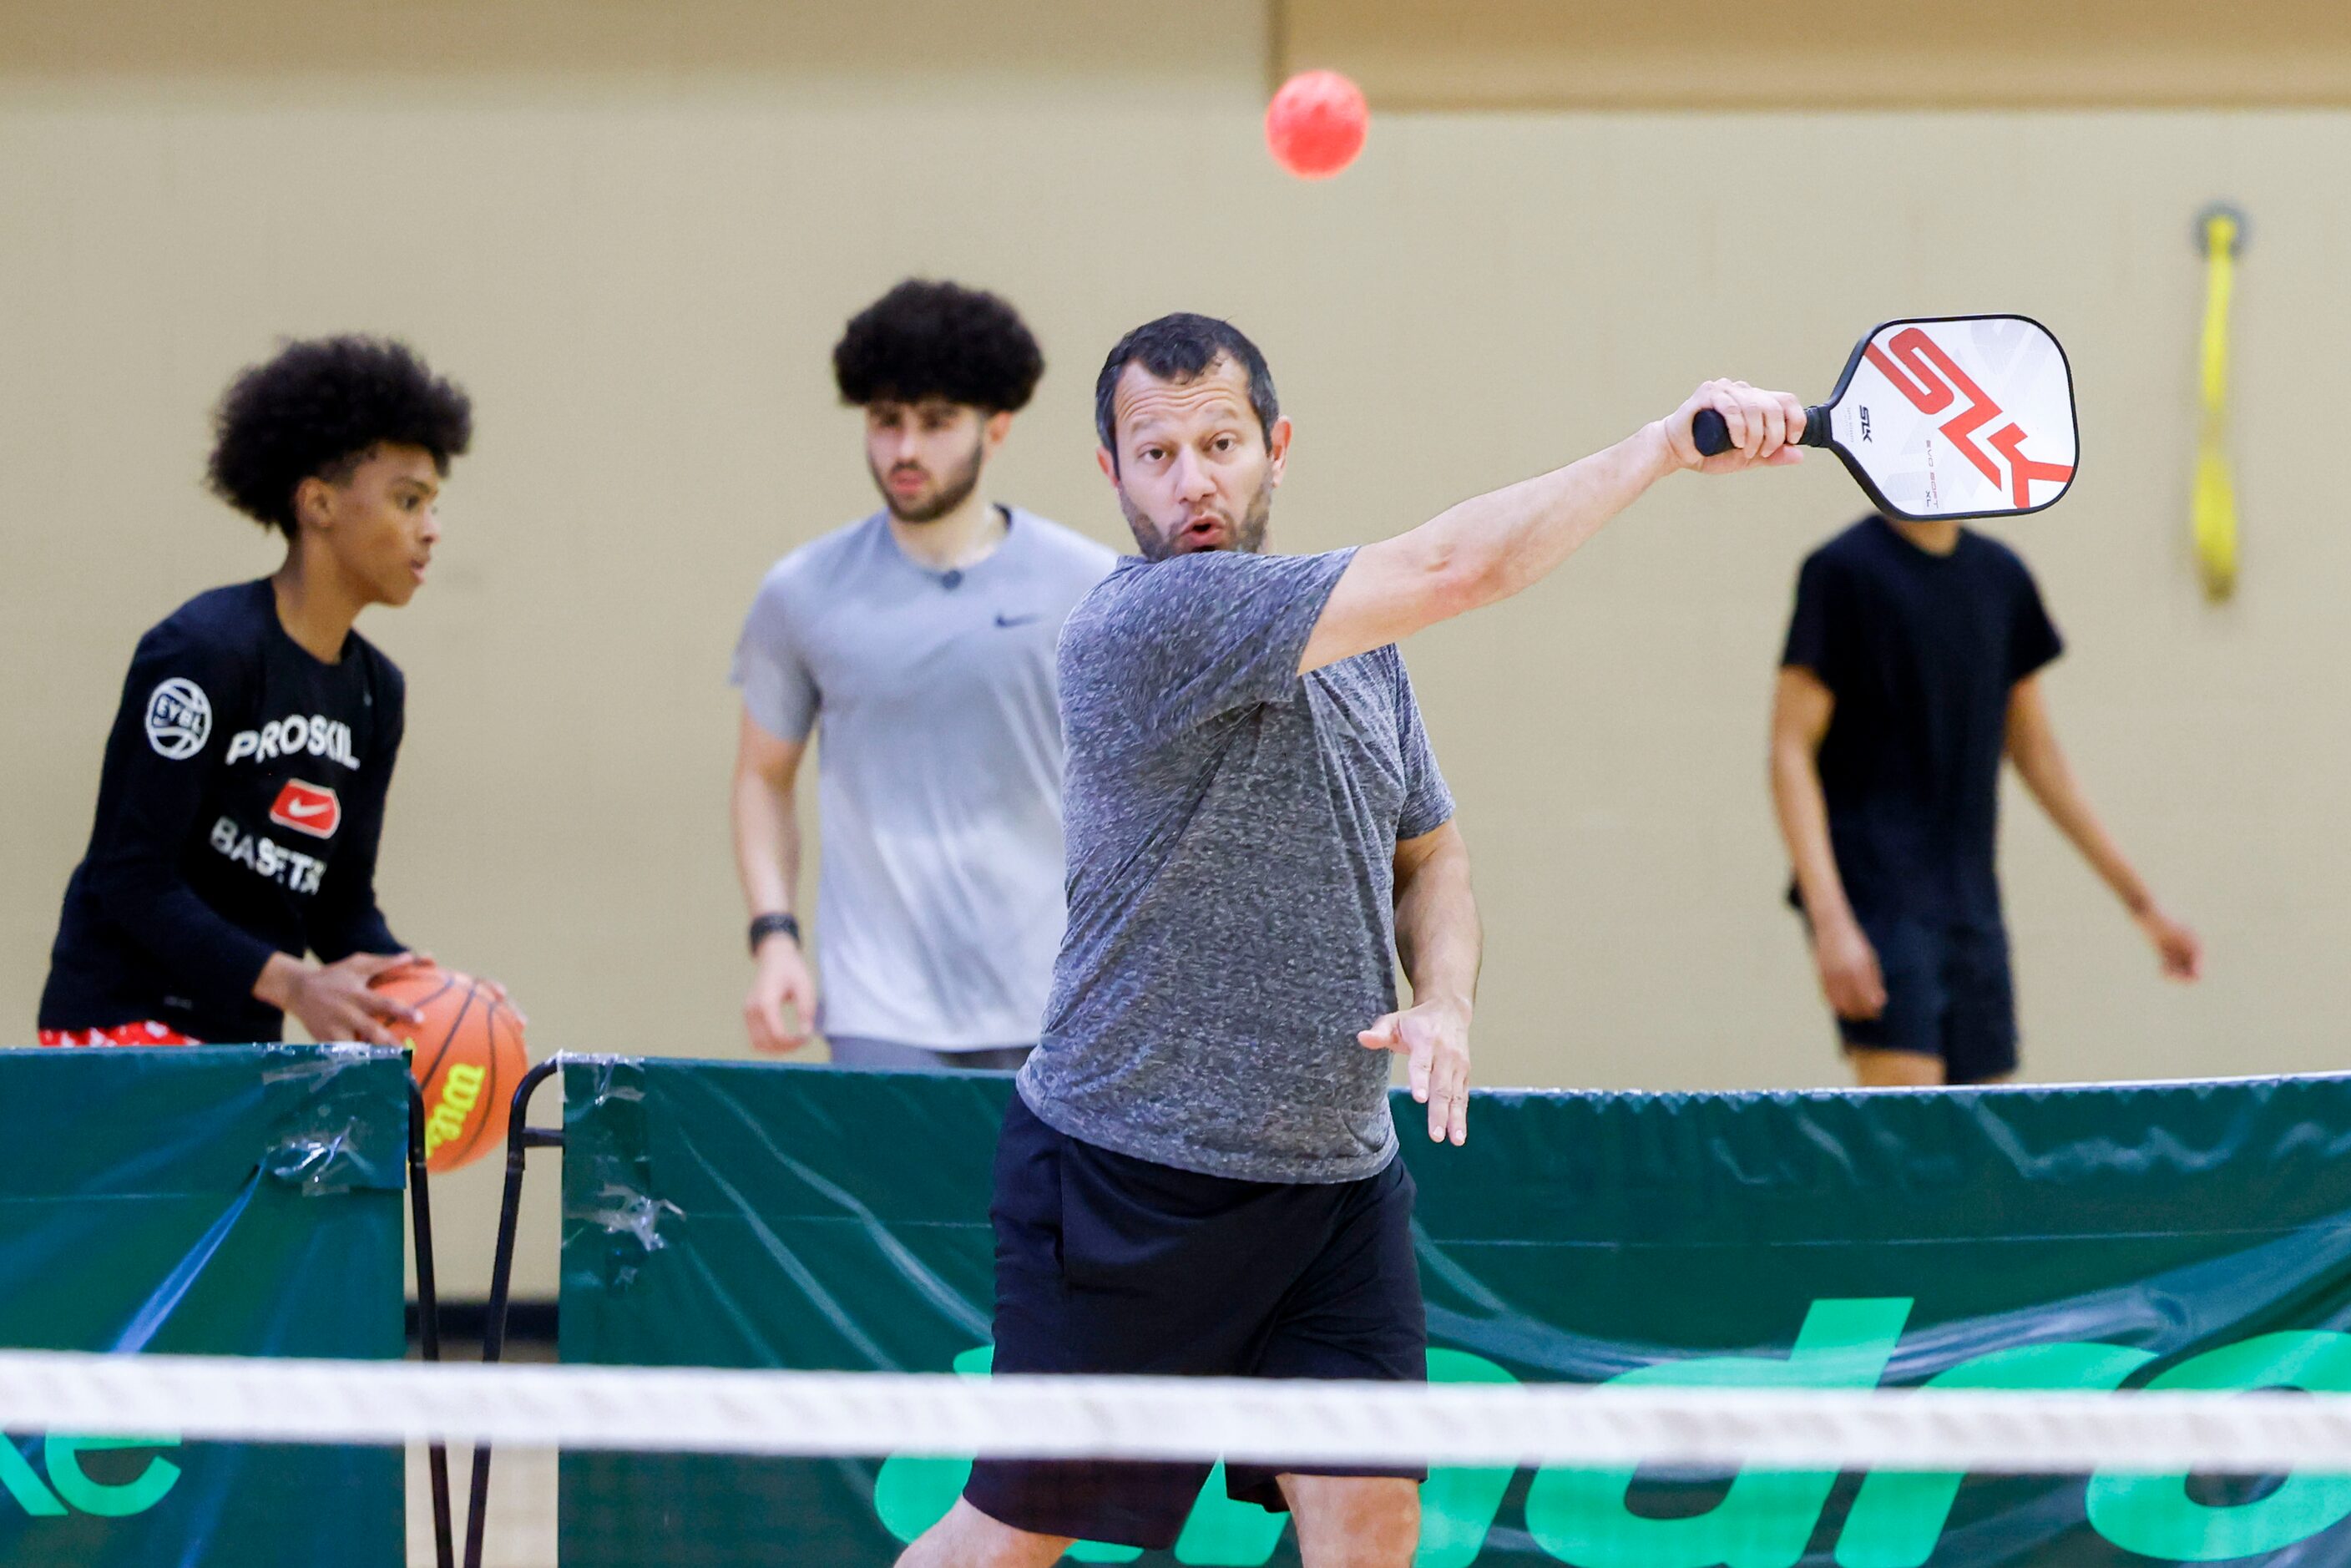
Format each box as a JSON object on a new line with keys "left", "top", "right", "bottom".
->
{"left": 1265, "top": 70, "right": 1368, "bottom": 180}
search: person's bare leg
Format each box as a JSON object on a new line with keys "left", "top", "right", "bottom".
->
{"left": 893, "top": 1499, "right": 1074, "bottom": 1568}
{"left": 1848, "top": 1048, "right": 1944, "bottom": 1089}
{"left": 1278, "top": 1474, "right": 1419, "bottom": 1568}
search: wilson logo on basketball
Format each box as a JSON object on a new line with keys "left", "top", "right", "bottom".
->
{"left": 267, "top": 780, "right": 341, "bottom": 839}
{"left": 424, "top": 1065, "right": 488, "bottom": 1159}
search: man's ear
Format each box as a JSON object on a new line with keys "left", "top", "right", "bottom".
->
{"left": 984, "top": 409, "right": 1015, "bottom": 452}
{"left": 1265, "top": 416, "right": 1295, "bottom": 488}
{"left": 1096, "top": 446, "right": 1118, "bottom": 483}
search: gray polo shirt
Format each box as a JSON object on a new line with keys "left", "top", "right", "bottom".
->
{"left": 732, "top": 509, "right": 1116, "bottom": 1050}
{"left": 1017, "top": 549, "right": 1456, "bottom": 1182}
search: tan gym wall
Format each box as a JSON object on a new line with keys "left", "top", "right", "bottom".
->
{"left": 2, "top": 0, "right": 2342, "bottom": 1297}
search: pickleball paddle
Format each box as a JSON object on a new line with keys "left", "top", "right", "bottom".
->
{"left": 1694, "top": 314, "right": 2078, "bottom": 521}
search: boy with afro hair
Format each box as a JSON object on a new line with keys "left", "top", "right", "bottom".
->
{"left": 40, "top": 336, "right": 472, "bottom": 1046}
{"left": 732, "top": 280, "right": 1114, "bottom": 1070}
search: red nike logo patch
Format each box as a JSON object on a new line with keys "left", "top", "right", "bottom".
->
{"left": 269, "top": 780, "right": 341, "bottom": 839}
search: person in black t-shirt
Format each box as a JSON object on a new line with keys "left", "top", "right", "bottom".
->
{"left": 1769, "top": 513, "right": 2202, "bottom": 1086}
{"left": 39, "top": 336, "right": 473, "bottom": 1048}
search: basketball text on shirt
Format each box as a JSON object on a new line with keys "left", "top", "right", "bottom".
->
{"left": 208, "top": 817, "right": 328, "bottom": 894}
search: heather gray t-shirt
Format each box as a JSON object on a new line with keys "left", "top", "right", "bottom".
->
{"left": 733, "top": 509, "right": 1116, "bottom": 1049}
{"left": 1017, "top": 549, "right": 1456, "bottom": 1182}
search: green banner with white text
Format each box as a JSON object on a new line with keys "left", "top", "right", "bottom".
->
{"left": 557, "top": 1060, "right": 2351, "bottom": 1566}
{"left": 0, "top": 1044, "right": 409, "bottom": 1568}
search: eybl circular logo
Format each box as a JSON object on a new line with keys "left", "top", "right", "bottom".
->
{"left": 144, "top": 677, "right": 212, "bottom": 759}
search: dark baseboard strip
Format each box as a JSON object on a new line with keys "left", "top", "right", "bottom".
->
{"left": 407, "top": 1297, "right": 558, "bottom": 1348}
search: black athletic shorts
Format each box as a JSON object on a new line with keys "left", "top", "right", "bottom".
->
{"left": 963, "top": 1093, "right": 1427, "bottom": 1550}
{"left": 1835, "top": 915, "right": 2019, "bottom": 1084}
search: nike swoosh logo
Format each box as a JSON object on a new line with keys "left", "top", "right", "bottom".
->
{"left": 994, "top": 613, "right": 1041, "bottom": 629}
{"left": 284, "top": 799, "right": 331, "bottom": 817}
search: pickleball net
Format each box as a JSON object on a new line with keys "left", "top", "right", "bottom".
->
{"left": 5, "top": 1348, "right": 2347, "bottom": 1564}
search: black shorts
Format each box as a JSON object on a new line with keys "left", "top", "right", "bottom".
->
{"left": 1835, "top": 916, "right": 2018, "bottom": 1084}
{"left": 964, "top": 1094, "right": 1427, "bottom": 1550}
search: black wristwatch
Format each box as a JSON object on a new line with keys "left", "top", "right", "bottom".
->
{"left": 748, "top": 913, "right": 802, "bottom": 953}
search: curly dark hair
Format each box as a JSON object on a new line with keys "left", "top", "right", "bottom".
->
{"left": 832, "top": 281, "right": 1044, "bottom": 413}
{"left": 206, "top": 336, "right": 473, "bottom": 538}
{"left": 1093, "top": 313, "right": 1278, "bottom": 471}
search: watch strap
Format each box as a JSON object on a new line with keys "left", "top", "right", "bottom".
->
{"left": 748, "top": 912, "right": 802, "bottom": 953}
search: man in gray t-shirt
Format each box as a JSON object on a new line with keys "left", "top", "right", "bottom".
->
{"left": 1020, "top": 546, "right": 1455, "bottom": 1181}
{"left": 902, "top": 317, "right": 1807, "bottom": 1568}
{"left": 731, "top": 281, "right": 1114, "bottom": 1070}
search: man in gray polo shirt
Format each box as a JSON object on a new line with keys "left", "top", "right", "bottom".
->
{"left": 731, "top": 281, "right": 1114, "bottom": 1070}
{"left": 899, "top": 315, "right": 1806, "bottom": 1567}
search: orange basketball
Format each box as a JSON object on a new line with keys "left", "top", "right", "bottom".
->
{"left": 374, "top": 964, "right": 529, "bottom": 1174}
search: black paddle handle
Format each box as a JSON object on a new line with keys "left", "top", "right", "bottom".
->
{"left": 1692, "top": 404, "right": 1832, "bottom": 457}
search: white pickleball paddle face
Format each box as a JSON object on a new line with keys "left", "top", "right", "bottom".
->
{"left": 1818, "top": 316, "right": 2078, "bottom": 521}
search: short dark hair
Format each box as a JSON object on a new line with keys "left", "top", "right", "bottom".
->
{"left": 832, "top": 280, "right": 1044, "bottom": 413}
{"left": 207, "top": 336, "right": 473, "bottom": 539}
{"left": 1093, "top": 313, "right": 1279, "bottom": 463}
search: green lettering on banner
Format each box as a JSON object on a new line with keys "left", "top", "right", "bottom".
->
{"left": 0, "top": 1439, "right": 65, "bottom": 1518}
{"left": 1416, "top": 1349, "right": 1521, "bottom": 1568}
{"left": 872, "top": 1347, "right": 1140, "bottom": 1561}
{"left": 866, "top": 1309, "right": 2351, "bottom": 1566}
{"left": 1166, "top": 1464, "right": 1285, "bottom": 1565}
{"left": 1523, "top": 1298, "right": 1913, "bottom": 1568}
{"left": 2086, "top": 1333, "right": 2351, "bottom": 1561}
{"left": 43, "top": 1435, "right": 183, "bottom": 1518}
{"left": 1833, "top": 1343, "right": 2155, "bottom": 1568}
{"left": 872, "top": 1345, "right": 1523, "bottom": 1565}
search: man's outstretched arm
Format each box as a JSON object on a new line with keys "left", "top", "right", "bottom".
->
{"left": 1359, "top": 821, "right": 1480, "bottom": 1146}
{"left": 2005, "top": 675, "right": 2202, "bottom": 981}
{"left": 1302, "top": 381, "right": 1806, "bottom": 672}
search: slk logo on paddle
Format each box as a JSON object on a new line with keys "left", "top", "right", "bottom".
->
{"left": 1860, "top": 324, "right": 2075, "bottom": 510}
{"left": 268, "top": 780, "right": 341, "bottom": 839}
{"left": 1839, "top": 316, "right": 2078, "bottom": 518}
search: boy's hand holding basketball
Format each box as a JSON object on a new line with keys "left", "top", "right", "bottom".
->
{"left": 745, "top": 930, "right": 817, "bottom": 1055}
{"left": 254, "top": 949, "right": 423, "bottom": 1046}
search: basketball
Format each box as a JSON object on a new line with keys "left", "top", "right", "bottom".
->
{"left": 1264, "top": 68, "right": 1368, "bottom": 180}
{"left": 375, "top": 964, "right": 529, "bottom": 1174}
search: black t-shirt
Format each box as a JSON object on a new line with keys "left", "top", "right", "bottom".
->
{"left": 1781, "top": 516, "right": 2063, "bottom": 927}
{"left": 40, "top": 579, "right": 406, "bottom": 1041}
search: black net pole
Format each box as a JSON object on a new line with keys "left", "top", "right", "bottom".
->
{"left": 463, "top": 1057, "right": 564, "bottom": 1568}
{"left": 404, "top": 1080, "right": 455, "bottom": 1568}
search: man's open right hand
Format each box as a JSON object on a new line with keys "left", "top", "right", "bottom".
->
{"left": 1813, "top": 916, "right": 1888, "bottom": 1021}
{"left": 745, "top": 933, "right": 817, "bottom": 1055}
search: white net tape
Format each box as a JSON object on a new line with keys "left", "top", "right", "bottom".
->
{"left": 0, "top": 1350, "right": 2342, "bottom": 1473}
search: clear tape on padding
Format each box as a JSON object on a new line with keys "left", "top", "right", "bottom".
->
{"left": 0, "top": 1349, "right": 2338, "bottom": 1474}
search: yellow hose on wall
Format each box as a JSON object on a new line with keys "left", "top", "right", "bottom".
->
{"left": 2193, "top": 205, "right": 2244, "bottom": 600}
